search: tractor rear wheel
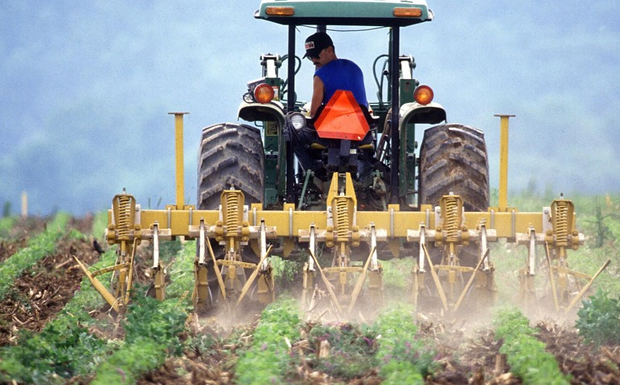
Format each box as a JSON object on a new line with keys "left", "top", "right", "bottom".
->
{"left": 197, "top": 123, "right": 265, "bottom": 308}
{"left": 419, "top": 123, "right": 489, "bottom": 211}
{"left": 198, "top": 123, "right": 264, "bottom": 209}
{"left": 418, "top": 123, "right": 492, "bottom": 311}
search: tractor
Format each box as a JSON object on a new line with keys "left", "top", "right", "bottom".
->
{"left": 77, "top": 0, "right": 609, "bottom": 318}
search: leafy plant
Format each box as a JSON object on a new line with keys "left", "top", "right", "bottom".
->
{"left": 576, "top": 289, "right": 620, "bottom": 347}
{"left": 493, "top": 307, "right": 570, "bottom": 385}
{"left": 0, "top": 238, "right": 119, "bottom": 384}
{"left": 374, "top": 305, "right": 435, "bottom": 385}
{"left": 307, "top": 322, "right": 377, "bottom": 379}
{"left": 234, "top": 298, "right": 302, "bottom": 385}
{"left": 90, "top": 240, "right": 195, "bottom": 385}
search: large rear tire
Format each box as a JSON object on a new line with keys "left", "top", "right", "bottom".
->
{"left": 198, "top": 123, "right": 264, "bottom": 209}
{"left": 418, "top": 124, "right": 492, "bottom": 312}
{"left": 419, "top": 123, "right": 489, "bottom": 211}
{"left": 197, "top": 123, "right": 265, "bottom": 308}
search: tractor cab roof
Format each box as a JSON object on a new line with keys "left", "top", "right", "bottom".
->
{"left": 255, "top": 0, "right": 433, "bottom": 27}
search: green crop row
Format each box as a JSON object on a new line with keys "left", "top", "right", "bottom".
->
{"left": 374, "top": 304, "right": 436, "bottom": 385}
{"left": 90, "top": 239, "right": 195, "bottom": 385}
{"left": 0, "top": 214, "right": 115, "bottom": 384}
{"left": 235, "top": 297, "right": 302, "bottom": 385}
{"left": 0, "top": 214, "right": 191, "bottom": 385}
{"left": 0, "top": 216, "right": 17, "bottom": 237}
{"left": 493, "top": 308, "right": 570, "bottom": 385}
{"left": 0, "top": 212, "right": 70, "bottom": 301}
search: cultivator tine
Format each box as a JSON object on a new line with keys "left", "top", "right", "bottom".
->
{"left": 73, "top": 256, "right": 121, "bottom": 313}
{"left": 302, "top": 225, "right": 317, "bottom": 309}
{"left": 422, "top": 243, "right": 450, "bottom": 312}
{"left": 564, "top": 259, "right": 611, "bottom": 314}
{"left": 122, "top": 239, "right": 137, "bottom": 306}
{"left": 308, "top": 248, "right": 343, "bottom": 316}
{"left": 255, "top": 221, "right": 275, "bottom": 304}
{"left": 237, "top": 244, "right": 273, "bottom": 306}
{"left": 519, "top": 227, "right": 538, "bottom": 307}
{"left": 207, "top": 224, "right": 228, "bottom": 302}
{"left": 193, "top": 220, "right": 211, "bottom": 306}
{"left": 347, "top": 246, "right": 376, "bottom": 314}
{"left": 453, "top": 248, "right": 489, "bottom": 313}
{"left": 545, "top": 242, "right": 561, "bottom": 311}
{"left": 151, "top": 223, "right": 166, "bottom": 301}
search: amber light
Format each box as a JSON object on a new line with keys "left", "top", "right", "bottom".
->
{"left": 414, "top": 85, "right": 434, "bottom": 105}
{"left": 265, "top": 6, "right": 295, "bottom": 16}
{"left": 254, "top": 83, "right": 275, "bottom": 104}
{"left": 393, "top": 7, "right": 423, "bottom": 17}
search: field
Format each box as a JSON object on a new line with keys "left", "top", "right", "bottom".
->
{"left": 0, "top": 193, "right": 619, "bottom": 384}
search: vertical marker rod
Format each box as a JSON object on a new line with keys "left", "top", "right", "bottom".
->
{"left": 169, "top": 112, "right": 189, "bottom": 209}
{"left": 495, "top": 114, "right": 515, "bottom": 212}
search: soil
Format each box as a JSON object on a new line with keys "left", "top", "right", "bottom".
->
{"left": 0, "top": 216, "right": 99, "bottom": 345}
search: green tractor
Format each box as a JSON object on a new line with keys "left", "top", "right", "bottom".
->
{"left": 197, "top": 0, "right": 490, "bottom": 310}
{"left": 201, "top": 1, "right": 488, "bottom": 214}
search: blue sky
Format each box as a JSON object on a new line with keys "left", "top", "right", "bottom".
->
{"left": 1, "top": 1, "right": 619, "bottom": 215}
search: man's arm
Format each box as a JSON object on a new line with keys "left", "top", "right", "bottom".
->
{"left": 309, "top": 75, "right": 324, "bottom": 118}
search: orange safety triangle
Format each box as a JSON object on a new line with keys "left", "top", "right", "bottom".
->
{"left": 314, "top": 90, "right": 370, "bottom": 141}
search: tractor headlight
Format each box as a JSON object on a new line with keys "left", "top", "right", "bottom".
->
{"left": 289, "top": 112, "right": 307, "bottom": 131}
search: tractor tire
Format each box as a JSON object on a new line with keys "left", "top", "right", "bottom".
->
{"left": 196, "top": 123, "right": 265, "bottom": 309}
{"left": 418, "top": 123, "right": 489, "bottom": 212}
{"left": 418, "top": 124, "right": 492, "bottom": 312}
{"left": 198, "top": 123, "right": 264, "bottom": 209}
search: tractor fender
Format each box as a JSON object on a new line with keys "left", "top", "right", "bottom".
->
{"left": 238, "top": 100, "right": 286, "bottom": 127}
{"left": 399, "top": 101, "right": 447, "bottom": 126}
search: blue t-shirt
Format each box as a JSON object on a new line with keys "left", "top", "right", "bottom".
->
{"left": 315, "top": 59, "right": 368, "bottom": 107}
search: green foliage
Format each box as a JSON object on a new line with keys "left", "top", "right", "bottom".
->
{"left": 307, "top": 322, "right": 377, "bottom": 379}
{"left": 493, "top": 307, "right": 570, "bottom": 385}
{"left": 92, "top": 339, "right": 167, "bottom": 385}
{"left": 123, "top": 295, "right": 188, "bottom": 355}
{"left": 92, "top": 297, "right": 188, "bottom": 385}
{"left": 0, "top": 212, "right": 69, "bottom": 300}
{"left": 0, "top": 216, "right": 16, "bottom": 237}
{"left": 91, "top": 210, "right": 109, "bottom": 241}
{"left": 0, "top": 314, "right": 112, "bottom": 384}
{"left": 374, "top": 305, "right": 435, "bottom": 385}
{"left": 271, "top": 255, "right": 304, "bottom": 289}
{"left": 381, "top": 257, "right": 414, "bottom": 290}
{"left": 91, "top": 241, "right": 194, "bottom": 385}
{"left": 576, "top": 289, "right": 620, "bottom": 347}
{"left": 0, "top": 247, "right": 119, "bottom": 384}
{"left": 235, "top": 298, "right": 302, "bottom": 385}
{"left": 165, "top": 240, "right": 198, "bottom": 300}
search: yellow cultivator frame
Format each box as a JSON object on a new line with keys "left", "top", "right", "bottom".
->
{"left": 76, "top": 114, "right": 609, "bottom": 316}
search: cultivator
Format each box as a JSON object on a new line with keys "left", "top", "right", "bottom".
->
{"left": 73, "top": 114, "right": 609, "bottom": 317}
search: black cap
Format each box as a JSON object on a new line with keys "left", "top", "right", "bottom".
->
{"left": 304, "top": 32, "right": 333, "bottom": 59}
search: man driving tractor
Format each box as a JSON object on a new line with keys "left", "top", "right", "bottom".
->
{"left": 290, "top": 31, "right": 374, "bottom": 179}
